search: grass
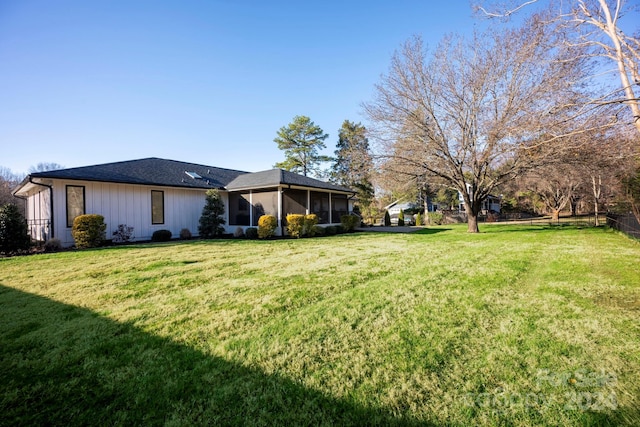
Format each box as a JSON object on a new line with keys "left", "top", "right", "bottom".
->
{"left": 1, "top": 224, "right": 639, "bottom": 426}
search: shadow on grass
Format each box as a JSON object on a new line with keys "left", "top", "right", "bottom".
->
{"left": 0, "top": 285, "right": 425, "bottom": 426}
{"left": 412, "top": 228, "right": 452, "bottom": 235}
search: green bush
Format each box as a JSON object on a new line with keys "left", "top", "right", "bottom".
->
{"left": 384, "top": 210, "right": 391, "bottom": 226}
{"left": 286, "top": 214, "right": 305, "bottom": 238}
{"left": 151, "top": 229, "right": 172, "bottom": 242}
{"left": 245, "top": 227, "right": 258, "bottom": 239}
{"left": 71, "top": 214, "right": 106, "bottom": 249}
{"left": 0, "top": 204, "right": 30, "bottom": 253}
{"left": 428, "top": 212, "right": 444, "bottom": 225}
{"left": 398, "top": 209, "right": 405, "bottom": 226}
{"left": 311, "top": 225, "right": 325, "bottom": 237}
{"left": 258, "top": 215, "right": 277, "bottom": 239}
{"left": 415, "top": 212, "right": 423, "bottom": 226}
{"left": 340, "top": 214, "right": 360, "bottom": 232}
{"left": 325, "top": 225, "right": 337, "bottom": 236}
{"left": 335, "top": 225, "right": 345, "bottom": 234}
{"left": 304, "top": 214, "right": 318, "bottom": 236}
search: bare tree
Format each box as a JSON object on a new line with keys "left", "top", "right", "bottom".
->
{"left": 28, "top": 162, "right": 64, "bottom": 173}
{"left": 523, "top": 163, "right": 583, "bottom": 220}
{"left": 365, "top": 16, "right": 590, "bottom": 232}
{"left": 0, "top": 166, "right": 25, "bottom": 209}
{"left": 477, "top": 0, "right": 640, "bottom": 135}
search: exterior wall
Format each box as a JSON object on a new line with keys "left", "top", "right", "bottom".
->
{"left": 25, "top": 188, "right": 52, "bottom": 242}
{"left": 48, "top": 179, "right": 213, "bottom": 247}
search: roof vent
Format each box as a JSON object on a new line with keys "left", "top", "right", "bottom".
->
{"left": 185, "top": 171, "right": 202, "bottom": 180}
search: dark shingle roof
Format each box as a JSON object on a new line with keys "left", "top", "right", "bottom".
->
{"left": 226, "top": 169, "right": 354, "bottom": 193}
{"left": 28, "top": 158, "right": 249, "bottom": 189}
{"left": 22, "top": 158, "right": 354, "bottom": 194}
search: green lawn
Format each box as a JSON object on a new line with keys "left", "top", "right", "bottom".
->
{"left": 1, "top": 225, "right": 639, "bottom": 426}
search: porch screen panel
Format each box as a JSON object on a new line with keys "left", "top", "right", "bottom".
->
{"left": 310, "top": 191, "right": 330, "bottom": 224}
{"left": 251, "top": 190, "right": 278, "bottom": 226}
{"left": 229, "top": 193, "right": 250, "bottom": 226}
{"left": 331, "top": 194, "right": 349, "bottom": 223}
{"left": 66, "top": 185, "right": 85, "bottom": 227}
{"left": 151, "top": 190, "right": 164, "bottom": 224}
{"left": 283, "top": 189, "right": 307, "bottom": 216}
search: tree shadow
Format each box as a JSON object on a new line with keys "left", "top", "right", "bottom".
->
{"left": 0, "top": 285, "right": 426, "bottom": 426}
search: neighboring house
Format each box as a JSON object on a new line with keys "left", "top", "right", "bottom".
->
{"left": 457, "top": 184, "right": 501, "bottom": 214}
{"left": 383, "top": 200, "right": 419, "bottom": 225}
{"left": 12, "top": 158, "right": 354, "bottom": 246}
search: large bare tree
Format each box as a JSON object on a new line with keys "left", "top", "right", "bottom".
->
{"left": 365, "top": 16, "right": 591, "bottom": 232}
{"left": 477, "top": 0, "right": 640, "bottom": 134}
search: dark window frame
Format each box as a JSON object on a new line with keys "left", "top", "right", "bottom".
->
{"left": 151, "top": 190, "right": 165, "bottom": 224}
{"left": 66, "top": 185, "right": 86, "bottom": 228}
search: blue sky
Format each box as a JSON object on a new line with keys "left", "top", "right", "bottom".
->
{"left": 1, "top": 1, "right": 498, "bottom": 174}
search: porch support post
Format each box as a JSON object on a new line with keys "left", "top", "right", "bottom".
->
{"left": 249, "top": 191, "right": 253, "bottom": 226}
{"left": 278, "top": 187, "right": 283, "bottom": 236}
{"left": 306, "top": 190, "right": 310, "bottom": 215}
{"left": 329, "top": 192, "right": 333, "bottom": 224}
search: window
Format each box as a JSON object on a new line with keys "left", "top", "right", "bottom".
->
{"left": 229, "top": 193, "right": 250, "bottom": 226}
{"left": 310, "top": 191, "right": 330, "bottom": 224}
{"left": 151, "top": 190, "right": 164, "bottom": 224}
{"left": 66, "top": 185, "right": 85, "bottom": 227}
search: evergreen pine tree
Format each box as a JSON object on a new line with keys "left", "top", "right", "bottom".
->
{"left": 198, "top": 189, "right": 226, "bottom": 238}
{"left": 0, "top": 203, "right": 30, "bottom": 252}
{"left": 398, "top": 209, "right": 405, "bottom": 226}
{"left": 384, "top": 210, "right": 391, "bottom": 226}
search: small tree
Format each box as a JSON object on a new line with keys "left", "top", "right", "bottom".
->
{"left": 199, "top": 189, "right": 226, "bottom": 238}
{"left": 415, "top": 212, "right": 423, "bottom": 226}
{"left": 398, "top": 209, "right": 405, "bottom": 226}
{"left": 0, "top": 204, "right": 30, "bottom": 253}
{"left": 384, "top": 210, "right": 391, "bottom": 226}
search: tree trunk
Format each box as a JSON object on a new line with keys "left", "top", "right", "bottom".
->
{"left": 465, "top": 200, "right": 481, "bottom": 233}
{"left": 551, "top": 209, "right": 560, "bottom": 222}
{"left": 597, "top": 0, "right": 640, "bottom": 135}
{"left": 592, "top": 174, "right": 601, "bottom": 227}
{"left": 467, "top": 213, "right": 479, "bottom": 233}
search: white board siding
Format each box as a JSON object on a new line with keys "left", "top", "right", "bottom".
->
{"left": 25, "top": 189, "right": 52, "bottom": 241}
{"left": 50, "top": 179, "right": 219, "bottom": 246}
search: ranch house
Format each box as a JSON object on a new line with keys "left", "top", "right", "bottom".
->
{"left": 12, "top": 158, "right": 355, "bottom": 247}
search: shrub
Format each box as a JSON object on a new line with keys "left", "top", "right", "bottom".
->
{"left": 233, "top": 227, "right": 245, "bottom": 238}
{"left": 428, "top": 212, "right": 444, "bottom": 225}
{"left": 286, "top": 214, "right": 305, "bottom": 238}
{"left": 44, "top": 238, "right": 62, "bottom": 252}
{"left": 258, "top": 215, "right": 277, "bottom": 239}
{"left": 72, "top": 214, "right": 106, "bottom": 249}
{"left": 245, "top": 227, "right": 258, "bottom": 239}
{"left": 398, "top": 209, "right": 405, "bottom": 226}
{"left": 180, "top": 228, "right": 192, "bottom": 240}
{"left": 340, "top": 214, "right": 360, "bottom": 232}
{"left": 112, "top": 224, "right": 134, "bottom": 243}
{"left": 151, "top": 229, "right": 172, "bottom": 242}
{"left": 415, "top": 212, "right": 423, "bottom": 226}
{"left": 304, "top": 214, "right": 318, "bottom": 236}
{"left": 384, "top": 210, "right": 391, "bottom": 226}
{"left": 311, "top": 225, "right": 325, "bottom": 237}
{"left": 335, "top": 224, "right": 345, "bottom": 234}
{"left": 199, "top": 189, "right": 226, "bottom": 238}
{"left": 0, "top": 203, "right": 30, "bottom": 253}
{"left": 325, "top": 225, "right": 338, "bottom": 236}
